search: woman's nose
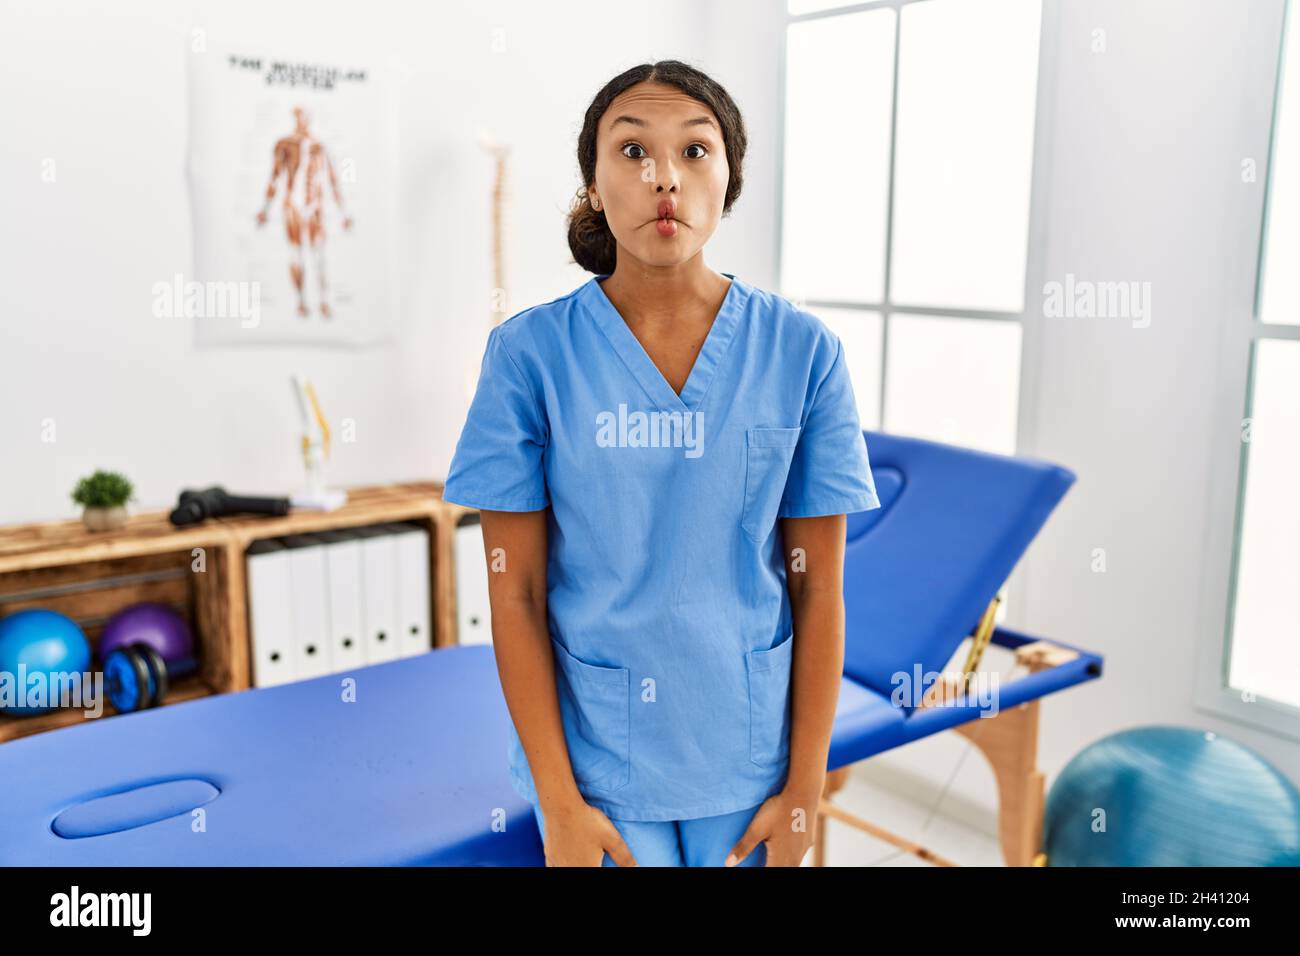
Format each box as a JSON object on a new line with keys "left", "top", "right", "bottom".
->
{"left": 653, "top": 158, "right": 680, "bottom": 191}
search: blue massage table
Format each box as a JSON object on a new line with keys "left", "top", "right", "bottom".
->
{"left": 0, "top": 643, "right": 545, "bottom": 865}
{"left": 821, "top": 430, "right": 1103, "bottom": 866}
{"left": 0, "top": 430, "right": 1101, "bottom": 866}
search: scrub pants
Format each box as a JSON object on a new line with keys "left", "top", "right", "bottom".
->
{"left": 532, "top": 802, "right": 768, "bottom": 867}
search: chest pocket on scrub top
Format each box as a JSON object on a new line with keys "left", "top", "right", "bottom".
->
{"left": 741, "top": 426, "right": 802, "bottom": 542}
{"left": 549, "top": 637, "right": 631, "bottom": 793}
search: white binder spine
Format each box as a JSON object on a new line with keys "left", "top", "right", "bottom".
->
{"left": 320, "top": 530, "right": 367, "bottom": 672}
{"left": 359, "top": 528, "right": 400, "bottom": 663}
{"left": 247, "top": 541, "right": 297, "bottom": 687}
{"left": 285, "top": 535, "right": 333, "bottom": 680}
{"left": 454, "top": 518, "right": 493, "bottom": 646}
{"left": 393, "top": 523, "right": 432, "bottom": 658}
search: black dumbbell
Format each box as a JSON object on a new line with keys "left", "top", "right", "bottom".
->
{"left": 104, "top": 643, "right": 199, "bottom": 713}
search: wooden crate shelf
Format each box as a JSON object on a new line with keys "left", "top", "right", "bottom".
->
{"left": 0, "top": 481, "right": 463, "bottom": 744}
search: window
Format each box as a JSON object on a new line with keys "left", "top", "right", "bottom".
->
{"left": 781, "top": 0, "right": 1044, "bottom": 628}
{"left": 780, "top": 0, "right": 1043, "bottom": 457}
{"left": 1224, "top": 4, "right": 1300, "bottom": 714}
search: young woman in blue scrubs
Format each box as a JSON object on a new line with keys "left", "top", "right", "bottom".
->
{"left": 443, "top": 61, "right": 880, "bottom": 866}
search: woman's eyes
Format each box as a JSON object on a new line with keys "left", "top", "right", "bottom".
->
{"left": 620, "top": 142, "right": 709, "bottom": 160}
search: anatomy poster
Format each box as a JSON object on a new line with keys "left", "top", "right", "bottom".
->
{"left": 186, "top": 47, "right": 399, "bottom": 346}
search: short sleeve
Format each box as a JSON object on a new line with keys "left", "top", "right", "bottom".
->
{"left": 442, "top": 327, "right": 550, "bottom": 512}
{"left": 778, "top": 335, "right": 881, "bottom": 518}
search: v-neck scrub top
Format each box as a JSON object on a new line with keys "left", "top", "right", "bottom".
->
{"left": 443, "top": 273, "right": 882, "bottom": 822}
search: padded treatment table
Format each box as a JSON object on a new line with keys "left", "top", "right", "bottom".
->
{"left": 823, "top": 430, "right": 1104, "bottom": 865}
{"left": 0, "top": 645, "right": 545, "bottom": 865}
{"left": 828, "top": 429, "right": 1104, "bottom": 767}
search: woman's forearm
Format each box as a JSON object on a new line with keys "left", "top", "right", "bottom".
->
{"left": 785, "top": 588, "right": 846, "bottom": 804}
{"left": 490, "top": 594, "right": 586, "bottom": 813}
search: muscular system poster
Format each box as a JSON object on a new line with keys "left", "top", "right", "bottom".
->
{"left": 186, "top": 46, "right": 399, "bottom": 346}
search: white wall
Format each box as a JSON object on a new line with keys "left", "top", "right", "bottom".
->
{"left": 0, "top": 0, "right": 722, "bottom": 521}
{"left": 3, "top": 0, "right": 1295, "bottom": 819}
{"left": 1022, "top": 0, "right": 1297, "bottom": 783}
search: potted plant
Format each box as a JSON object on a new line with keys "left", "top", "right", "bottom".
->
{"left": 72, "top": 470, "right": 136, "bottom": 532}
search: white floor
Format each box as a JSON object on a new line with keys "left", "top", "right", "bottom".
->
{"left": 810, "top": 761, "right": 1007, "bottom": 867}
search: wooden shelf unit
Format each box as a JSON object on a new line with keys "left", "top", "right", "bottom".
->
{"left": 0, "top": 481, "right": 469, "bottom": 744}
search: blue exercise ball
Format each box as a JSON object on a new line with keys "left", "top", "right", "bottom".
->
{"left": 0, "top": 608, "right": 92, "bottom": 716}
{"left": 1043, "top": 725, "right": 1300, "bottom": 866}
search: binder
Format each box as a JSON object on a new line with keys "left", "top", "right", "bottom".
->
{"left": 247, "top": 538, "right": 297, "bottom": 687}
{"left": 313, "top": 528, "right": 367, "bottom": 673}
{"left": 355, "top": 524, "right": 400, "bottom": 664}
{"left": 454, "top": 513, "right": 493, "bottom": 646}
{"left": 247, "top": 519, "right": 436, "bottom": 679}
{"left": 281, "top": 534, "right": 333, "bottom": 680}
{"left": 389, "top": 521, "right": 432, "bottom": 658}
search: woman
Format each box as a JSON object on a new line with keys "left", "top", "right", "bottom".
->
{"left": 443, "top": 60, "right": 880, "bottom": 867}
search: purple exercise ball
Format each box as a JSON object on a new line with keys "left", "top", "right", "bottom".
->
{"left": 98, "top": 602, "right": 193, "bottom": 663}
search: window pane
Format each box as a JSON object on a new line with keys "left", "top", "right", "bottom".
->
{"left": 781, "top": 8, "right": 895, "bottom": 303}
{"left": 1228, "top": 339, "right": 1300, "bottom": 707}
{"left": 890, "top": 0, "right": 1042, "bottom": 312}
{"left": 812, "top": 307, "right": 883, "bottom": 428}
{"left": 1259, "top": 13, "right": 1300, "bottom": 325}
{"left": 882, "top": 314, "right": 1021, "bottom": 454}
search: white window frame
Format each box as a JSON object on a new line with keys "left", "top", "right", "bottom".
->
{"left": 1193, "top": 0, "right": 1300, "bottom": 742}
{"left": 776, "top": 0, "right": 1061, "bottom": 625}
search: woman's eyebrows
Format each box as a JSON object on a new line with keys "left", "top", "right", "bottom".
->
{"left": 608, "top": 114, "right": 719, "bottom": 131}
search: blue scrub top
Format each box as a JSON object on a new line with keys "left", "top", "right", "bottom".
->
{"left": 443, "top": 272, "right": 881, "bottom": 822}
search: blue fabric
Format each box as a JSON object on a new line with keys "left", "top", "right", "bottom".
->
{"left": 838, "top": 431, "right": 1078, "bottom": 702}
{"left": 532, "top": 800, "right": 767, "bottom": 867}
{"left": 443, "top": 273, "right": 881, "bottom": 821}
{"left": 0, "top": 646, "right": 545, "bottom": 866}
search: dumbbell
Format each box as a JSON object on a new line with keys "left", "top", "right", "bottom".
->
{"left": 104, "top": 643, "right": 199, "bottom": 714}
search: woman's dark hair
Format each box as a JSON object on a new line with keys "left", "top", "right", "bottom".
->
{"left": 567, "top": 60, "right": 747, "bottom": 275}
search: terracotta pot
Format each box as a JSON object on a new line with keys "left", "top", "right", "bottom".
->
{"left": 82, "top": 505, "right": 128, "bottom": 532}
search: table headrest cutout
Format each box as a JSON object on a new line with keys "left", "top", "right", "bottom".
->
{"left": 51, "top": 778, "right": 221, "bottom": 839}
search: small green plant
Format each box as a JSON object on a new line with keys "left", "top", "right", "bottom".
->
{"left": 71, "top": 470, "right": 135, "bottom": 509}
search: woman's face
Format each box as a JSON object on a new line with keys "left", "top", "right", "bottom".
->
{"left": 590, "top": 81, "right": 730, "bottom": 271}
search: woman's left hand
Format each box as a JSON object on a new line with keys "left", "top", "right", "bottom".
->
{"left": 726, "top": 788, "right": 820, "bottom": 867}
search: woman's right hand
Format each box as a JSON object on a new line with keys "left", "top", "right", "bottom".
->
{"left": 540, "top": 800, "right": 637, "bottom": 867}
